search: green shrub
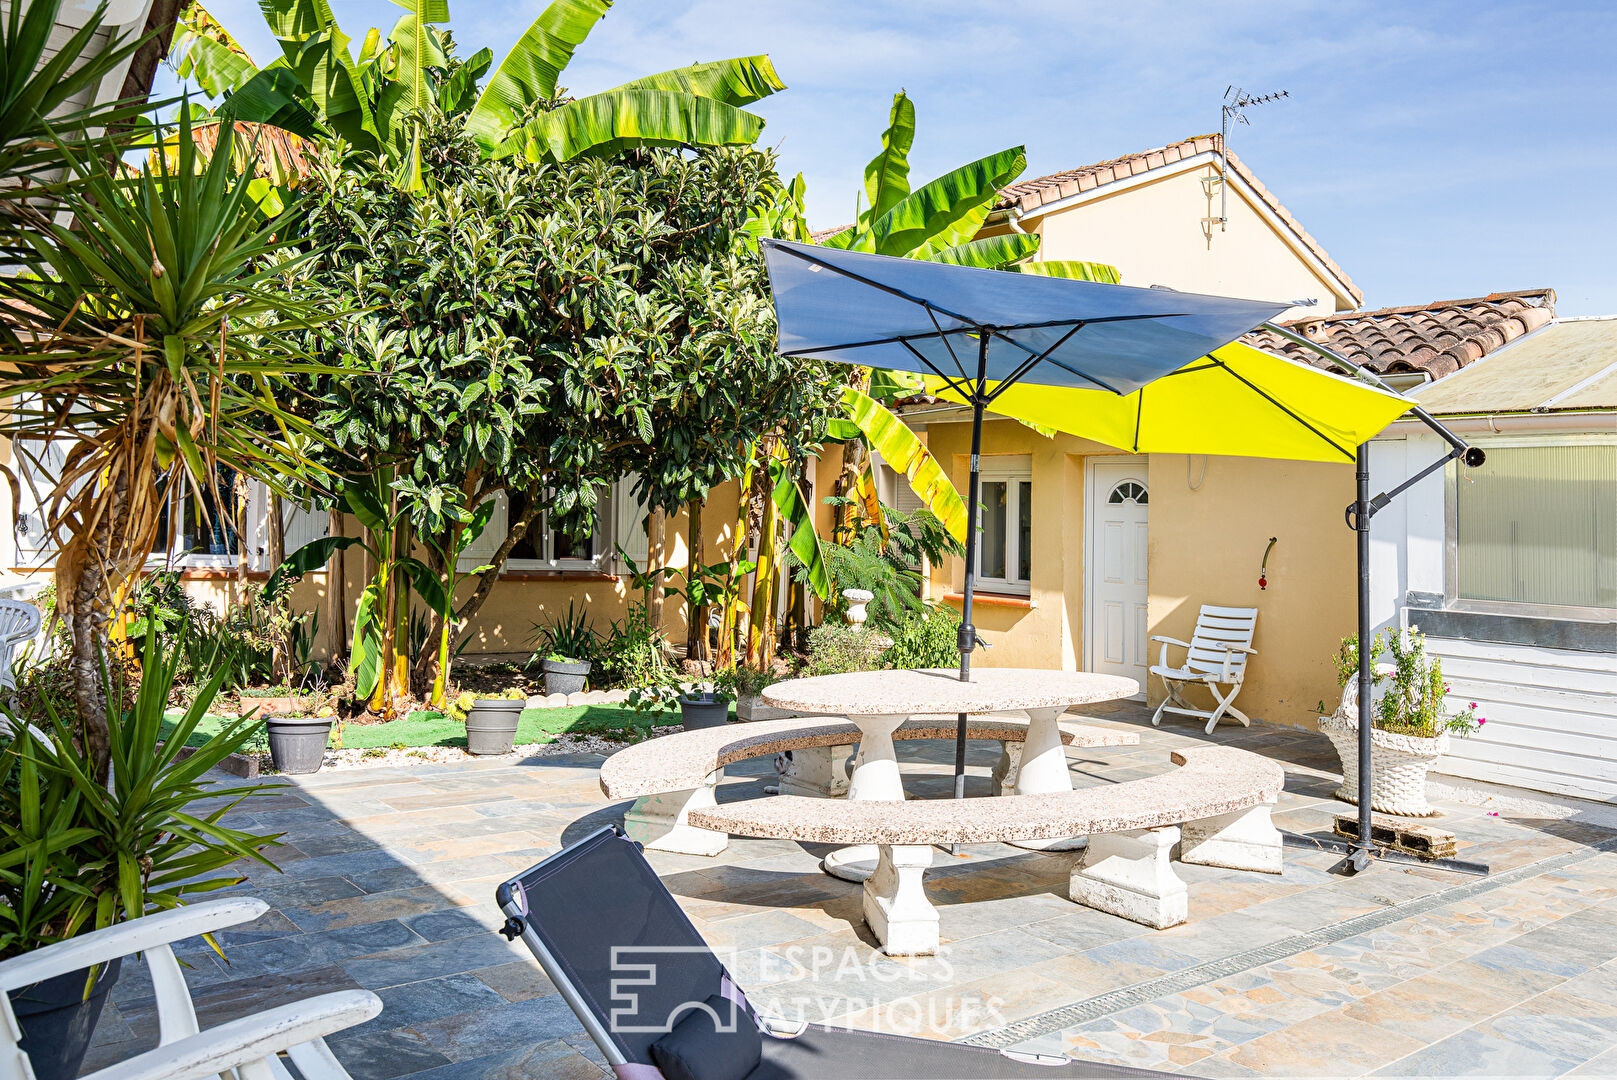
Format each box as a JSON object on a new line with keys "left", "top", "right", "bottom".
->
{"left": 802, "top": 623, "right": 889, "bottom": 677}
{"left": 881, "top": 604, "right": 961, "bottom": 670}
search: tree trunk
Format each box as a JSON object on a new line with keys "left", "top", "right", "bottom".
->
{"left": 63, "top": 472, "right": 126, "bottom": 782}
{"left": 267, "top": 493, "right": 287, "bottom": 680}
{"left": 833, "top": 440, "right": 867, "bottom": 546}
{"left": 647, "top": 508, "right": 666, "bottom": 628}
{"left": 325, "top": 509, "right": 347, "bottom": 666}
{"left": 716, "top": 451, "right": 756, "bottom": 670}
{"left": 388, "top": 514, "right": 412, "bottom": 713}
{"left": 684, "top": 499, "right": 705, "bottom": 662}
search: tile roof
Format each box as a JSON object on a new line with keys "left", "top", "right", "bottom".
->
{"left": 996, "top": 134, "right": 1362, "bottom": 305}
{"left": 1244, "top": 289, "right": 1557, "bottom": 380}
{"left": 810, "top": 224, "right": 853, "bottom": 244}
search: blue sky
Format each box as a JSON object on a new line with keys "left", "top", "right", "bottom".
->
{"left": 165, "top": 1, "right": 1617, "bottom": 314}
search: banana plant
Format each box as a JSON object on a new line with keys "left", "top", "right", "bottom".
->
{"left": 403, "top": 498, "right": 497, "bottom": 707}
{"left": 339, "top": 472, "right": 416, "bottom": 715}
{"left": 172, "top": 0, "right": 785, "bottom": 193}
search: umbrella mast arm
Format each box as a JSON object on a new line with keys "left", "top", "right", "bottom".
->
{"left": 1258, "top": 321, "right": 1487, "bottom": 876}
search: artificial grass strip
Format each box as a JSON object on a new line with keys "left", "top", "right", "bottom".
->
{"left": 159, "top": 702, "right": 732, "bottom": 751}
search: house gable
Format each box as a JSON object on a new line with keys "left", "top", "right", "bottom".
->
{"left": 984, "top": 135, "right": 1360, "bottom": 319}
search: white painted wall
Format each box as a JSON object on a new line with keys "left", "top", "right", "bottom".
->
{"left": 1372, "top": 426, "right": 1617, "bottom": 803}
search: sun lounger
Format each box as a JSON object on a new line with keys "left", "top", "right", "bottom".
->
{"left": 495, "top": 826, "right": 1174, "bottom": 1079}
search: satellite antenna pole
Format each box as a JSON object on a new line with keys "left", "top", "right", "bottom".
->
{"left": 1216, "top": 86, "right": 1289, "bottom": 231}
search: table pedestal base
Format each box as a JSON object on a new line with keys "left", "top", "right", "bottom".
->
{"left": 1006, "top": 707, "right": 1087, "bottom": 852}
{"left": 823, "top": 714, "right": 908, "bottom": 884}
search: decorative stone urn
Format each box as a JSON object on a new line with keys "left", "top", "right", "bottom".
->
{"left": 842, "top": 588, "right": 874, "bottom": 626}
{"left": 1319, "top": 678, "right": 1447, "bottom": 818}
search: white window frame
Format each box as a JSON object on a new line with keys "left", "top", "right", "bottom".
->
{"left": 1443, "top": 432, "right": 1616, "bottom": 621}
{"left": 460, "top": 487, "right": 615, "bottom": 574}
{"left": 971, "top": 457, "right": 1032, "bottom": 596}
{"left": 149, "top": 469, "right": 267, "bottom": 571}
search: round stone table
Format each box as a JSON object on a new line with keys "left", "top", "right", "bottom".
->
{"left": 762, "top": 667, "right": 1140, "bottom": 879}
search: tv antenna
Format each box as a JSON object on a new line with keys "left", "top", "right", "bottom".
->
{"left": 1212, "top": 86, "right": 1289, "bottom": 231}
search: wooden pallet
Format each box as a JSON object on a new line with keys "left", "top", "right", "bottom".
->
{"left": 1333, "top": 812, "right": 1458, "bottom": 860}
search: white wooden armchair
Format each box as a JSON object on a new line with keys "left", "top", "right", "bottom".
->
{"left": 0, "top": 898, "right": 381, "bottom": 1080}
{"left": 1149, "top": 605, "right": 1259, "bottom": 735}
{"left": 0, "top": 599, "right": 41, "bottom": 695}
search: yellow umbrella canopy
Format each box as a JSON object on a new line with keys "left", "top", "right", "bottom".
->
{"left": 925, "top": 340, "right": 1416, "bottom": 463}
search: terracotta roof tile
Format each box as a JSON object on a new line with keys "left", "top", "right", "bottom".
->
{"left": 1243, "top": 289, "right": 1557, "bottom": 379}
{"left": 997, "top": 134, "right": 1362, "bottom": 305}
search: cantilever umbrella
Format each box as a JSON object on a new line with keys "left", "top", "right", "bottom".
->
{"left": 760, "top": 237, "right": 1414, "bottom": 802}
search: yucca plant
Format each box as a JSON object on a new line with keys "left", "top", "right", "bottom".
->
{"left": 0, "top": 106, "right": 334, "bottom": 780}
{"left": 0, "top": 625, "right": 283, "bottom": 959}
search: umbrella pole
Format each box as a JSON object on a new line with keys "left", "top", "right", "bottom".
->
{"left": 953, "top": 337, "right": 990, "bottom": 815}
{"left": 1353, "top": 443, "right": 1374, "bottom": 872}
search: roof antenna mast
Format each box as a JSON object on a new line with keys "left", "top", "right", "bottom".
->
{"left": 1216, "top": 86, "right": 1289, "bottom": 232}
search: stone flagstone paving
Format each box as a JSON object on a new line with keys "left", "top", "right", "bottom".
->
{"left": 81, "top": 703, "right": 1617, "bottom": 1078}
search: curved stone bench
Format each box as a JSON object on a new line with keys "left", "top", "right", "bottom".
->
{"left": 600, "top": 714, "right": 1139, "bottom": 856}
{"left": 689, "top": 746, "right": 1285, "bottom": 954}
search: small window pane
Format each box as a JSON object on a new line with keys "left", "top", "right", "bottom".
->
{"left": 1455, "top": 444, "right": 1616, "bottom": 609}
{"left": 980, "top": 480, "right": 1007, "bottom": 579}
{"left": 181, "top": 466, "right": 239, "bottom": 556}
{"left": 508, "top": 491, "right": 542, "bottom": 561}
{"left": 1017, "top": 480, "right": 1032, "bottom": 582}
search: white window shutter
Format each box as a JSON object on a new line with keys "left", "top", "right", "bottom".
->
{"left": 460, "top": 493, "right": 505, "bottom": 570}
{"left": 11, "top": 436, "right": 65, "bottom": 561}
{"left": 280, "top": 498, "right": 330, "bottom": 560}
{"left": 613, "top": 474, "right": 650, "bottom": 571}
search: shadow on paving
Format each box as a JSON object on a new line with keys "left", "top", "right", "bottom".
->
{"left": 73, "top": 702, "right": 1617, "bottom": 1080}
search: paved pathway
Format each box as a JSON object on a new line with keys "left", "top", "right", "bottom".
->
{"left": 82, "top": 704, "right": 1617, "bottom": 1078}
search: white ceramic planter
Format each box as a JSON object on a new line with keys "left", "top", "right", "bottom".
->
{"left": 1318, "top": 708, "right": 1448, "bottom": 818}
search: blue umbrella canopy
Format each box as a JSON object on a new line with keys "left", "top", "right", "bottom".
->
{"left": 761, "top": 238, "right": 1293, "bottom": 394}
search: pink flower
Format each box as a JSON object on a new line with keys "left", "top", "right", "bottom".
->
{"left": 1469, "top": 702, "right": 1478, "bottom": 709}
{"left": 1489, "top": 812, "right": 1499, "bottom": 817}
{"left": 1478, "top": 718, "right": 1486, "bottom": 726}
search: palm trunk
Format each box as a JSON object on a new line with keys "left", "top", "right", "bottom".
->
{"left": 747, "top": 479, "right": 779, "bottom": 670}
{"left": 716, "top": 452, "right": 756, "bottom": 669}
{"left": 389, "top": 514, "right": 412, "bottom": 712}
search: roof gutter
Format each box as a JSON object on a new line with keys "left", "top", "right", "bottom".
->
{"left": 1386, "top": 410, "right": 1613, "bottom": 436}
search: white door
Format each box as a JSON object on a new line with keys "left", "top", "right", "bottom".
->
{"left": 1087, "top": 460, "right": 1149, "bottom": 692}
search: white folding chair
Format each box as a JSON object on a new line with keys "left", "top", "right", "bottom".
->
{"left": 0, "top": 599, "right": 41, "bottom": 696}
{"left": 0, "top": 898, "right": 380, "bottom": 1080}
{"left": 1149, "top": 604, "right": 1259, "bottom": 734}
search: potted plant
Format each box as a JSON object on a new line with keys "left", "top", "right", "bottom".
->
{"left": 450, "top": 688, "right": 528, "bottom": 755}
{"left": 528, "top": 601, "right": 596, "bottom": 696}
{"left": 719, "top": 665, "right": 784, "bottom": 723}
{"left": 628, "top": 667, "right": 731, "bottom": 731}
{"left": 1319, "top": 627, "right": 1484, "bottom": 817}
{"left": 0, "top": 633, "right": 282, "bottom": 1079}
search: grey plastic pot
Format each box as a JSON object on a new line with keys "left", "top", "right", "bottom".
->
{"left": 10, "top": 956, "right": 121, "bottom": 1080}
{"left": 679, "top": 693, "right": 730, "bottom": 730}
{"left": 540, "top": 658, "right": 591, "bottom": 697}
{"left": 466, "top": 699, "right": 525, "bottom": 755}
{"left": 265, "top": 716, "right": 333, "bottom": 775}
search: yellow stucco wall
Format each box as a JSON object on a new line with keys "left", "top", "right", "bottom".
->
{"left": 1148, "top": 454, "right": 1356, "bottom": 729}
{"left": 994, "top": 162, "right": 1350, "bottom": 318}
{"left": 921, "top": 415, "right": 1356, "bottom": 729}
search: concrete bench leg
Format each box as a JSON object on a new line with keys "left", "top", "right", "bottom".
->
{"left": 1180, "top": 798, "right": 1282, "bottom": 874}
{"left": 863, "top": 844, "right": 938, "bottom": 956}
{"left": 623, "top": 770, "right": 728, "bottom": 857}
{"left": 1069, "top": 827, "right": 1187, "bottom": 929}
{"left": 991, "top": 741, "right": 1021, "bottom": 796}
{"left": 778, "top": 744, "right": 856, "bottom": 798}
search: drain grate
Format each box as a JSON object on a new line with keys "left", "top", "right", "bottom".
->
{"left": 962, "top": 835, "right": 1617, "bottom": 1050}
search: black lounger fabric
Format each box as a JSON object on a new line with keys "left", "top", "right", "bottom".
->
{"left": 749, "top": 1025, "right": 1162, "bottom": 1078}
{"left": 503, "top": 828, "right": 738, "bottom": 1066}
{"left": 651, "top": 995, "right": 763, "bottom": 1080}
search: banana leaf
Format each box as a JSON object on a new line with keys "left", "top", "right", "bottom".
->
{"left": 856, "top": 146, "right": 1027, "bottom": 260}
{"left": 174, "top": 31, "right": 260, "bottom": 97}
{"left": 465, "top": 0, "right": 612, "bottom": 152}
{"left": 609, "top": 55, "right": 785, "bottom": 107}
{"left": 769, "top": 459, "right": 829, "bottom": 599}
{"left": 927, "top": 232, "right": 1041, "bottom": 268}
{"left": 862, "top": 90, "right": 914, "bottom": 226}
{"left": 1010, "top": 259, "right": 1122, "bottom": 283}
{"left": 513, "top": 88, "right": 765, "bottom": 163}
{"left": 842, "top": 385, "right": 966, "bottom": 544}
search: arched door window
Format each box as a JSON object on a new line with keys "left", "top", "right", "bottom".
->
{"left": 1107, "top": 481, "right": 1148, "bottom": 505}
